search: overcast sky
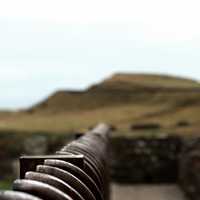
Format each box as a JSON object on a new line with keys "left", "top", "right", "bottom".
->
{"left": 1, "top": 0, "right": 200, "bottom": 109}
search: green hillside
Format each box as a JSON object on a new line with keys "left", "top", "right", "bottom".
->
{"left": 27, "top": 73, "right": 200, "bottom": 113}
{"left": 1, "top": 73, "right": 200, "bottom": 136}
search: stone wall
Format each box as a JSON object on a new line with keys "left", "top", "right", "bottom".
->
{"left": 110, "top": 136, "right": 182, "bottom": 183}
{"left": 0, "top": 131, "right": 73, "bottom": 180}
{"left": 179, "top": 138, "right": 200, "bottom": 200}
{"left": 110, "top": 135, "right": 200, "bottom": 200}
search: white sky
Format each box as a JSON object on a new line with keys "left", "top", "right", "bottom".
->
{"left": 0, "top": 0, "right": 200, "bottom": 109}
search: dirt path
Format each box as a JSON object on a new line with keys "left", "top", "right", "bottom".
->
{"left": 111, "top": 184, "right": 187, "bottom": 200}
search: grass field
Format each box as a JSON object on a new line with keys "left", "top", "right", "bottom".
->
{"left": 0, "top": 178, "right": 13, "bottom": 190}
{"left": 0, "top": 101, "right": 200, "bottom": 136}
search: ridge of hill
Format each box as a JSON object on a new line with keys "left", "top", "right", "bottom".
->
{"left": 1, "top": 73, "right": 200, "bottom": 135}
{"left": 102, "top": 73, "right": 200, "bottom": 88}
{"left": 28, "top": 73, "right": 200, "bottom": 114}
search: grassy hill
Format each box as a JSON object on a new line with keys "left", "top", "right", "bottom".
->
{"left": 1, "top": 73, "right": 200, "bottom": 136}
{"left": 27, "top": 73, "right": 200, "bottom": 113}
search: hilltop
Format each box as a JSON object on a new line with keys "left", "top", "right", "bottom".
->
{"left": 1, "top": 73, "right": 200, "bottom": 135}
{"left": 27, "top": 73, "right": 200, "bottom": 113}
{"left": 101, "top": 73, "right": 200, "bottom": 89}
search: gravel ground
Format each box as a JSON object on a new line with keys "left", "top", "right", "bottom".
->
{"left": 111, "top": 184, "right": 187, "bottom": 200}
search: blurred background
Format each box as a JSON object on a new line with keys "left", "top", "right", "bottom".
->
{"left": 0, "top": 1, "right": 200, "bottom": 199}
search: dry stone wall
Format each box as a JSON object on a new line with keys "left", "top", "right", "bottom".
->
{"left": 0, "top": 131, "right": 73, "bottom": 180}
{"left": 179, "top": 138, "right": 200, "bottom": 200}
{"left": 110, "top": 135, "right": 200, "bottom": 200}
{"left": 110, "top": 136, "right": 182, "bottom": 183}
